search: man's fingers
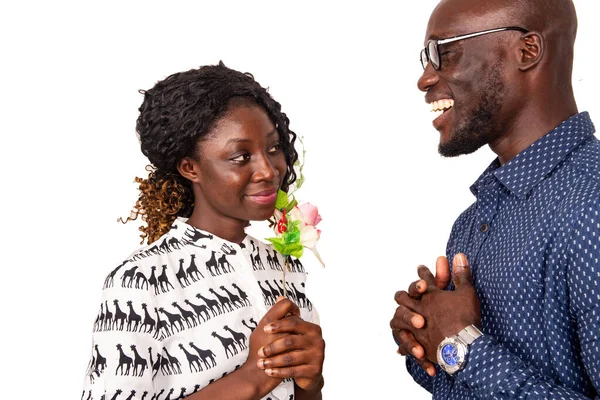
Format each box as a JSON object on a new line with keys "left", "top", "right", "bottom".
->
{"left": 394, "top": 330, "right": 425, "bottom": 358}
{"left": 410, "top": 259, "right": 449, "bottom": 295}
{"left": 398, "top": 346, "right": 409, "bottom": 356}
{"left": 393, "top": 292, "right": 420, "bottom": 315}
{"left": 452, "top": 253, "right": 473, "bottom": 288}
{"left": 417, "top": 358, "right": 437, "bottom": 377}
{"left": 393, "top": 330, "right": 437, "bottom": 377}
{"left": 408, "top": 279, "right": 428, "bottom": 298}
{"left": 435, "top": 256, "right": 451, "bottom": 289}
{"left": 390, "top": 303, "right": 425, "bottom": 331}
{"left": 417, "top": 265, "right": 436, "bottom": 285}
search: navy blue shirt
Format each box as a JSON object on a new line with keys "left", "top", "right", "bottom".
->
{"left": 407, "top": 112, "right": 600, "bottom": 399}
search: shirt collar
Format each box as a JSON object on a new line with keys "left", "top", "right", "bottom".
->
{"left": 168, "top": 217, "right": 245, "bottom": 256}
{"left": 470, "top": 112, "right": 595, "bottom": 199}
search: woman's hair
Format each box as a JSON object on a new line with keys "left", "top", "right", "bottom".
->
{"left": 120, "top": 61, "right": 299, "bottom": 244}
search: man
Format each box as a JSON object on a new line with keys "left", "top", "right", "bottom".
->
{"left": 390, "top": 0, "right": 600, "bottom": 398}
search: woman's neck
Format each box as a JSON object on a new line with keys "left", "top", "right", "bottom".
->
{"left": 185, "top": 212, "right": 248, "bottom": 244}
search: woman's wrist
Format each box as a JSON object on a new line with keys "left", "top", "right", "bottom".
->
{"left": 184, "top": 363, "right": 280, "bottom": 400}
{"left": 294, "top": 376, "right": 324, "bottom": 399}
{"left": 237, "top": 362, "right": 282, "bottom": 398}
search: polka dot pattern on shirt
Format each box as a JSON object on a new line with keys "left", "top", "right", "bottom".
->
{"left": 406, "top": 112, "right": 600, "bottom": 399}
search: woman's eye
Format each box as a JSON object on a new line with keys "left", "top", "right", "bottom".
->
{"left": 232, "top": 153, "right": 250, "bottom": 162}
{"left": 268, "top": 143, "right": 282, "bottom": 153}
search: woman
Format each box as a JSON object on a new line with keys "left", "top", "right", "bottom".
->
{"left": 82, "top": 62, "right": 325, "bottom": 400}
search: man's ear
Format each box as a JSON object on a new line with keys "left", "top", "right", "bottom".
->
{"left": 177, "top": 157, "right": 201, "bottom": 183}
{"left": 518, "top": 32, "right": 544, "bottom": 71}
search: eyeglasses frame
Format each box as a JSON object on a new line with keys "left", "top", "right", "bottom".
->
{"left": 420, "top": 26, "right": 530, "bottom": 70}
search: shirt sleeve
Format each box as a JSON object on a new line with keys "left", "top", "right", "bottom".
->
{"left": 455, "top": 336, "right": 597, "bottom": 399}
{"left": 453, "top": 199, "right": 600, "bottom": 399}
{"left": 309, "top": 305, "right": 320, "bottom": 325}
{"left": 566, "top": 199, "right": 600, "bottom": 395}
{"left": 405, "top": 356, "right": 434, "bottom": 393}
{"left": 81, "top": 273, "right": 161, "bottom": 399}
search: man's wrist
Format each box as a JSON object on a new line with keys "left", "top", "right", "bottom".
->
{"left": 457, "top": 324, "right": 483, "bottom": 345}
{"left": 437, "top": 324, "right": 483, "bottom": 375}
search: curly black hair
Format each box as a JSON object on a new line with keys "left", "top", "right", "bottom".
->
{"left": 121, "top": 61, "right": 299, "bottom": 244}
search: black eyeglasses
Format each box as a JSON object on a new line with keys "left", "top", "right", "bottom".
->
{"left": 420, "top": 26, "right": 529, "bottom": 70}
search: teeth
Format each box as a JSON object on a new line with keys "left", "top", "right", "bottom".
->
{"left": 431, "top": 99, "right": 454, "bottom": 112}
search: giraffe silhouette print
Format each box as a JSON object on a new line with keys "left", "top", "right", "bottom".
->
{"left": 82, "top": 219, "right": 318, "bottom": 399}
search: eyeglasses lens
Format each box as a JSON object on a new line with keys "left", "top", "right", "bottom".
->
{"left": 428, "top": 41, "right": 439, "bottom": 70}
{"left": 420, "top": 49, "right": 428, "bottom": 70}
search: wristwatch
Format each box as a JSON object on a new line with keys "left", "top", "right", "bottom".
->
{"left": 437, "top": 325, "right": 483, "bottom": 375}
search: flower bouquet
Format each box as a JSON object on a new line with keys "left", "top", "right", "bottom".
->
{"left": 266, "top": 139, "right": 324, "bottom": 296}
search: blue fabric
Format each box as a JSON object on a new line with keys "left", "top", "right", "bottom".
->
{"left": 407, "top": 112, "right": 600, "bottom": 399}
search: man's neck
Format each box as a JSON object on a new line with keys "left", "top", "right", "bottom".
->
{"left": 491, "top": 104, "right": 578, "bottom": 165}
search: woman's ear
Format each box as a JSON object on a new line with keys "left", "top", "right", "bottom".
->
{"left": 518, "top": 32, "right": 544, "bottom": 71}
{"left": 177, "top": 157, "right": 201, "bottom": 183}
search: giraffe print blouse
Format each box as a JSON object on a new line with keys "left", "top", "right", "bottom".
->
{"left": 82, "top": 218, "right": 317, "bottom": 400}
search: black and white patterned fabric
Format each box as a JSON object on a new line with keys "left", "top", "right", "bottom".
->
{"left": 82, "top": 218, "right": 317, "bottom": 400}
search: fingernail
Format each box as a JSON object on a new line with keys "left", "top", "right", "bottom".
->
{"left": 257, "top": 359, "right": 265, "bottom": 369}
{"left": 264, "top": 324, "right": 274, "bottom": 333}
{"left": 265, "top": 368, "right": 274, "bottom": 375}
{"left": 411, "top": 315, "right": 423, "bottom": 328}
{"left": 455, "top": 253, "right": 467, "bottom": 267}
{"left": 258, "top": 347, "right": 265, "bottom": 358}
{"left": 411, "top": 347, "right": 420, "bottom": 357}
{"left": 276, "top": 296, "right": 285, "bottom": 302}
{"left": 416, "top": 282, "right": 422, "bottom": 290}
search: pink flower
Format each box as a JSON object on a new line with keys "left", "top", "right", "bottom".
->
{"left": 270, "top": 201, "right": 325, "bottom": 267}
{"left": 290, "top": 205, "right": 325, "bottom": 267}
{"left": 298, "top": 203, "right": 322, "bottom": 227}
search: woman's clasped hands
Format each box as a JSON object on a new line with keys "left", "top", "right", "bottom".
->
{"left": 244, "top": 297, "right": 325, "bottom": 396}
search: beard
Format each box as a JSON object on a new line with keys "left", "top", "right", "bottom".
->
{"left": 439, "top": 62, "right": 506, "bottom": 157}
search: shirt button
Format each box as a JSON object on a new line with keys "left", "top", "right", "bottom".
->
{"left": 480, "top": 223, "right": 489, "bottom": 233}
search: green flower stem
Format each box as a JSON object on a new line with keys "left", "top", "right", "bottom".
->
{"left": 283, "top": 257, "right": 289, "bottom": 297}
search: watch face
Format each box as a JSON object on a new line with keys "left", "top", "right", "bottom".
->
{"left": 441, "top": 343, "right": 461, "bottom": 366}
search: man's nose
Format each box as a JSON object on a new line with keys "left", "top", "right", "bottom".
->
{"left": 417, "top": 63, "right": 439, "bottom": 93}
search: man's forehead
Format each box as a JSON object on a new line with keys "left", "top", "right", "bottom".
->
{"left": 425, "top": 0, "right": 511, "bottom": 40}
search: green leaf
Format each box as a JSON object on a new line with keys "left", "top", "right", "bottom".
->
{"left": 280, "top": 243, "right": 304, "bottom": 258}
{"left": 283, "top": 229, "right": 300, "bottom": 244}
{"left": 285, "top": 220, "right": 298, "bottom": 232}
{"left": 275, "top": 190, "right": 289, "bottom": 210}
{"left": 290, "top": 136, "right": 306, "bottom": 195}
{"left": 265, "top": 238, "right": 284, "bottom": 254}
{"left": 266, "top": 237, "right": 284, "bottom": 246}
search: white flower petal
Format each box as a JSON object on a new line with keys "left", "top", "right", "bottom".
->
{"left": 299, "top": 225, "right": 320, "bottom": 248}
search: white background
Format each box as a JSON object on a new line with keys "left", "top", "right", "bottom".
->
{"left": 1, "top": 1, "right": 598, "bottom": 398}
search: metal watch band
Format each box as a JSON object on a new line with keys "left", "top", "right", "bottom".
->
{"left": 457, "top": 325, "right": 483, "bottom": 345}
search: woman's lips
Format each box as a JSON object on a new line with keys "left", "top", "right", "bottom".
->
{"left": 247, "top": 190, "right": 278, "bottom": 205}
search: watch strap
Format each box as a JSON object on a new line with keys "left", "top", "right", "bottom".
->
{"left": 457, "top": 325, "right": 483, "bottom": 345}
